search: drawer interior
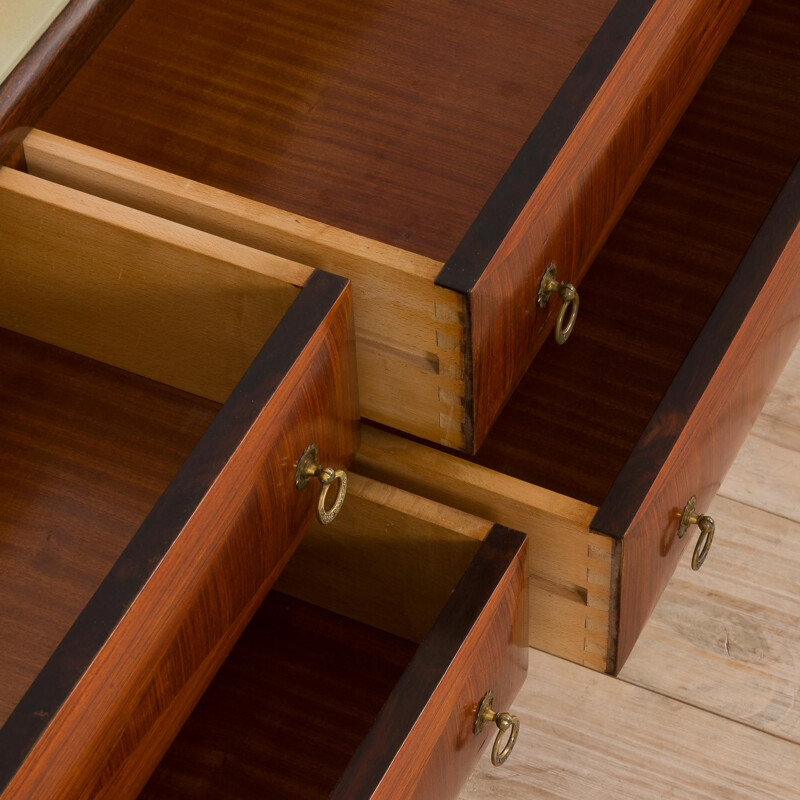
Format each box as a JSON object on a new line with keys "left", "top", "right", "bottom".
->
{"left": 466, "top": 0, "right": 800, "bottom": 507}
{"left": 0, "top": 173, "right": 314, "bottom": 725}
{"left": 140, "top": 593, "right": 416, "bottom": 800}
{"left": 0, "top": 329, "right": 218, "bottom": 727}
{"left": 139, "top": 478, "right": 524, "bottom": 799}
{"left": 36, "top": 0, "right": 616, "bottom": 263}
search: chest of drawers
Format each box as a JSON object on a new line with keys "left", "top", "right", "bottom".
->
{"left": 0, "top": 0, "right": 798, "bottom": 797}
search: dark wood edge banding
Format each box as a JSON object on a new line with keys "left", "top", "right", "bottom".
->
{"left": 592, "top": 160, "right": 800, "bottom": 539}
{"left": 329, "top": 525, "right": 527, "bottom": 799}
{"left": 0, "top": 269, "right": 350, "bottom": 791}
{"left": 435, "top": 0, "right": 654, "bottom": 294}
{"left": 0, "top": 0, "right": 133, "bottom": 164}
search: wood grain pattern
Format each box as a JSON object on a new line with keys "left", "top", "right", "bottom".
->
{"left": 465, "top": 0, "right": 750, "bottom": 450}
{"left": 0, "top": 272, "right": 359, "bottom": 800}
{"left": 605, "top": 162, "right": 800, "bottom": 671}
{"left": 0, "top": 0, "right": 132, "bottom": 164}
{"left": 38, "top": 0, "right": 615, "bottom": 263}
{"left": 330, "top": 527, "right": 527, "bottom": 800}
{"left": 30, "top": 0, "right": 751, "bottom": 451}
{"left": 140, "top": 593, "right": 417, "bottom": 800}
{"left": 459, "top": 649, "right": 800, "bottom": 800}
{"left": 472, "top": 0, "right": 800, "bottom": 507}
{"left": 353, "top": 425, "right": 614, "bottom": 672}
{"left": 0, "top": 166, "right": 311, "bottom": 404}
{"left": 19, "top": 130, "right": 468, "bottom": 448}
{"left": 0, "top": 329, "right": 218, "bottom": 727}
{"left": 620, "top": 495, "right": 800, "bottom": 742}
{"left": 142, "top": 529, "right": 526, "bottom": 800}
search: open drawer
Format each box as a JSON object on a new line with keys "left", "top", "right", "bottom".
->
{"left": 141, "top": 476, "right": 528, "bottom": 800}
{"left": 352, "top": 1, "right": 800, "bottom": 674}
{"left": 24, "top": 0, "right": 750, "bottom": 451}
{"left": 0, "top": 170, "right": 358, "bottom": 798}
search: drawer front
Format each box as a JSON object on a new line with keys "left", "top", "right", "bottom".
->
{"left": 440, "top": 0, "right": 749, "bottom": 450}
{"left": 0, "top": 271, "right": 359, "bottom": 799}
{"left": 593, "top": 163, "right": 800, "bottom": 671}
{"left": 331, "top": 527, "right": 528, "bottom": 800}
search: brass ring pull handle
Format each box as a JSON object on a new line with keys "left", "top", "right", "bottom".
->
{"left": 537, "top": 263, "right": 580, "bottom": 344}
{"left": 678, "top": 495, "right": 716, "bottom": 570}
{"left": 295, "top": 444, "right": 347, "bottom": 525}
{"left": 474, "top": 691, "right": 520, "bottom": 767}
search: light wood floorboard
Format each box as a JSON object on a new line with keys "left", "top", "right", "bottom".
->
{"left": 461, "top": 344, "right": 800, "bottom": 797}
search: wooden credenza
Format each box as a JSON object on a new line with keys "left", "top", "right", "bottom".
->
{"left": 0, "top": 0, "right": 797, "bottom": 797}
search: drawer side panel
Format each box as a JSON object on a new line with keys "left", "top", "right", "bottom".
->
{"left": 596, "top": 164, "right": 800, "bottom": 672}
{"left": 331, "top": 527, "right": 528, "bottom": 800}
{"left": 460, "top": 0, "right": 749, "bottom": 450}
{"left": 0, "top": 272, "right": 359, "bottom": 799}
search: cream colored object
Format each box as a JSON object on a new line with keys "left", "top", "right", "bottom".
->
{"left": 0, "top": 0, "right": 70, "bottom": 83}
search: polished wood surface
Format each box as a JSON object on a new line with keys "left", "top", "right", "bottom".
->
{"left": 1, "top": 272, "right": 359, "bottom": 799}
{"left": 33, "top": 0, "right": 753, "bottom": 451}
{"left": 332, "top": 527, "right": 527, "bottom": 800}
{"left": 39, "top": 0, "right": 615, "bottom": 263}
{"left": 471, "top": 0, "right": 800, "bottom": 507}
{"left": 140, "top": 593, "right": 417, "bottom": 800}
{"left": 608, "top": 162, "right": 800, "bottom": 670}
{"left": 0, "top": 0, "right": 133, "bottom": 164}
{"left": 0, "top": 328, "right": 217, "bottom": 728}
{"left": 466, "top": 0, "right": 749, "bottom": 449}
{"left": 19, "top": 130, "right": 467, "bottom": 449}
{"left": 142, "top": 528, "right": 526, "bottom": 800}
{"left": 463, "top": 355, "right": 800, "bottom": 797}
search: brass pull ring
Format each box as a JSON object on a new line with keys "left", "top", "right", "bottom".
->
{"left": 474, "top": 691, "right": 520, "bottom": 767}
{"left": 537, "top": 263, "right": 580, "bottom": 344}
{"left": 678, "top": 495, "right": 716, "bottom": 570}
{"left": 295, "top": 444, "right": 347, "bottom": 525}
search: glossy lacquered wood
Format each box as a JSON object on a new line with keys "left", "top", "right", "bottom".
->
{"left": 0, "top": 0, "right": 133, "bottom": 164}
{"left": 333, "top": 527, "right": 527, "bottom": 800}
{"left": 32, "top": 0, "right": 748, "bottom": 450}
{"left": 0, "top": 271, "right": 359, "bottom": 800}
{"left": 354, "top": 0, "right": 800, "bottom": 675}
{"left": 141, "top": 594, "right": 417, "bottom": 800}
{"left": 0, "top": 329, "right": 218, "bottom": 727}
{"left": 601, "top": 162, "right": 800, "bottom": 669}
{"left": 37, "top": 0, "right": 615, "bottom": 263}
{"left": 448, "top": 0, "right": 750, "bottom": 448}
{"left": 472, "top": 0, "right": 800, "bottom": 507}
{"left": 141, "top": 527, "right": 527, "bottom": 800}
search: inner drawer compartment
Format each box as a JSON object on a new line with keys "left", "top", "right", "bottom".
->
{"left": 30, "top": 0, "right": 748, "bottom": 451}
{"left": 354, "top": 0, "right": 800, "bottom": 673}
{"left": 0, "top": 171, "right": 358, "bottom": 799}
{"left": 141, "top": 477, "right": 528, "bottom": 800}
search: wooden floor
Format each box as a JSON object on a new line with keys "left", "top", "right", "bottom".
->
{"left": 461, "top": 344, "right": 800, "bottom": 798}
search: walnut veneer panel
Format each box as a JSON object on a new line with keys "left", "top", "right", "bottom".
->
{"left": 604, "top": 163, "right": 800, "bottom": 669}
{"left": 332, "top": 528, "right": 527, "bottom": 799}
{"left": 38, "top": 0, "right": 615, "bottom": 263}
{"left": 471, "top": 0, "right": 800, "bottom": 506}
{"left": 140, "top": 593, "right": 416, "bottom": 800}
{"left": 141, "top": 528, "right": 526, "bottom": 800}
{"left": 0, "top": 272, "right": 359, "bottom": 800}
{"left": 458, "top": 0, "right": 750, "bottom": 448}
{"left": 0, "top": 328, "right": 218, "bottom": 726}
